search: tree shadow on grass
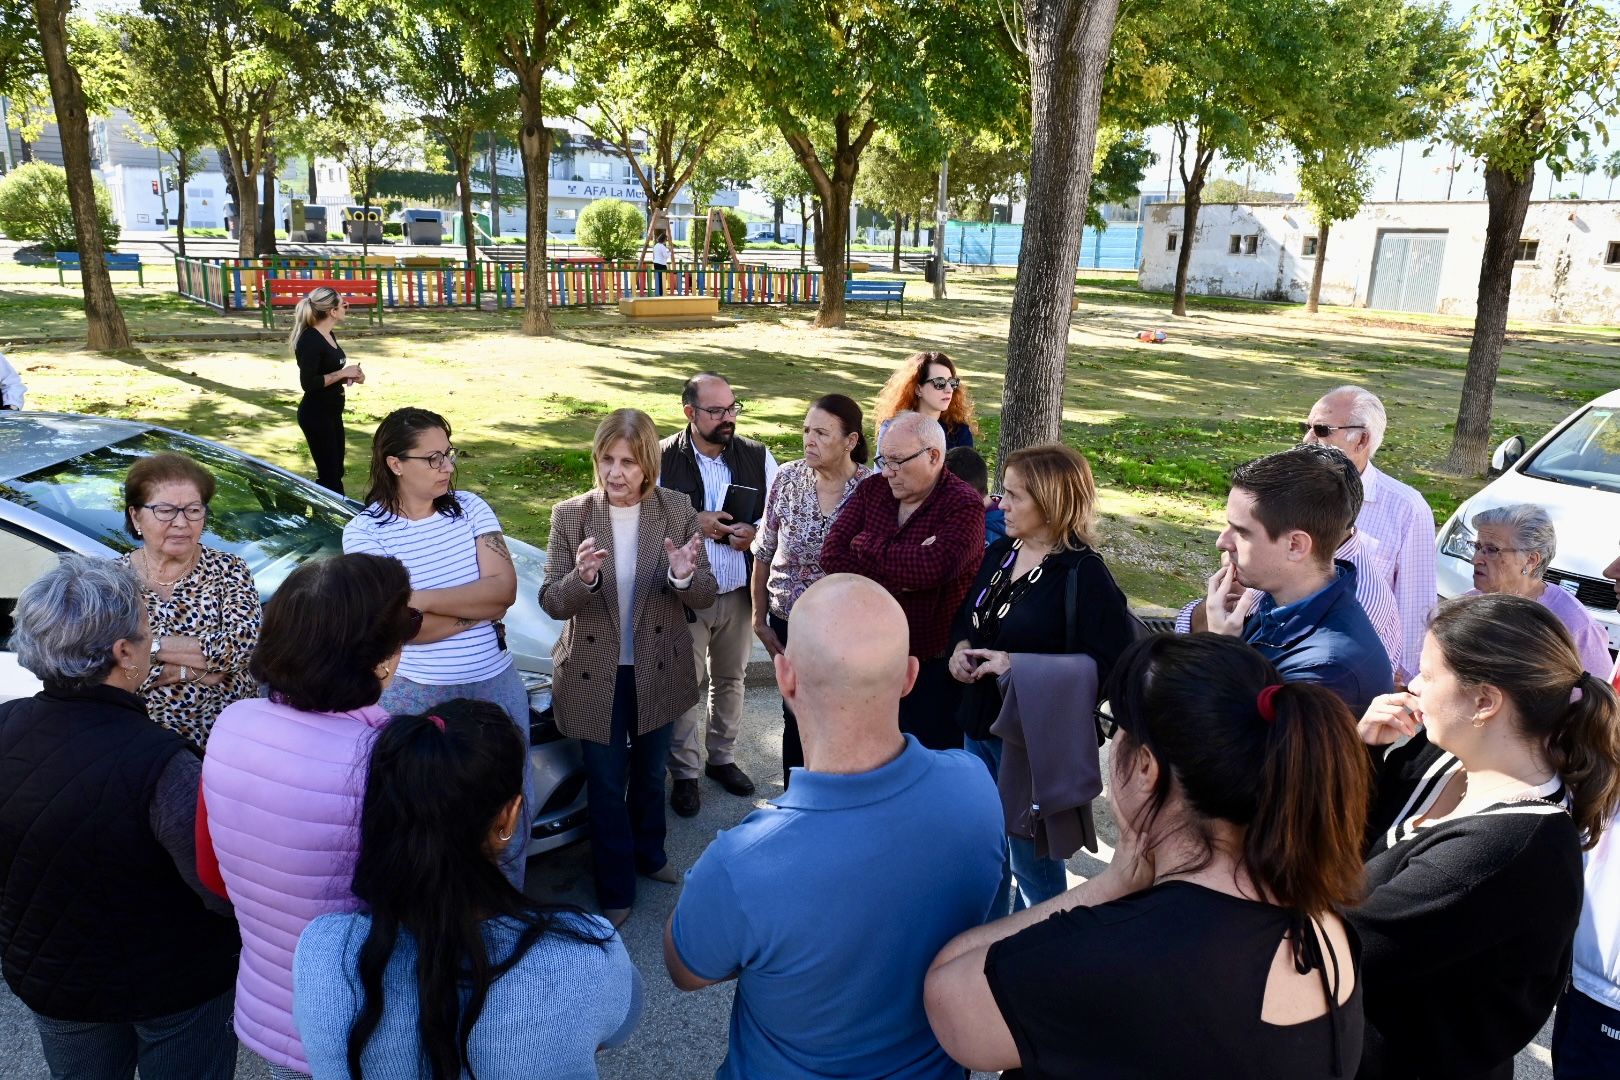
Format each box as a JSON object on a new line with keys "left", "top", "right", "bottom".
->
{"left": 111, "top": 350, "right": 299, "bottom": 419}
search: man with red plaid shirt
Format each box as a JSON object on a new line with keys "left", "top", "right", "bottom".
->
{"left": 822, "top": 411, "right": 984, "bottom": 749}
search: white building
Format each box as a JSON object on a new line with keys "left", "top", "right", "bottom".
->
{"left": 1141, "top": 198, "right": 1620, "bottom": 324}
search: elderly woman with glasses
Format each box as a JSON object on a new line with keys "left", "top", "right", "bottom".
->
{"left": 1464, "top": 503, "right": 1613, "bottom": 677}
{"left": 290, "top": 284, "right": 365, "bottom": 494}
{"left": 873, "top": 350, "right": 978, "bottom": 451}
{"left": 120, "top": 452, "right": 261, "bottom": 749}
{"left": 0, "top": 556, "right": 241, "bottom": 1080}
{"left": 342, "top": 407, "right": 533, "bottom": 883}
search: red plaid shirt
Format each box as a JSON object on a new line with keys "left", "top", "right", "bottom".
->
{"left": 821, "top": 472, "right": 986, "bottom": 659}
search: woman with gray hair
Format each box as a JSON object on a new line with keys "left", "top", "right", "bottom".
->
{"left": 0, "top": 555, "right": 240, "bottom": 1079}
{"left": 1467, "top": 502, "right": 1613, "bottom": 677}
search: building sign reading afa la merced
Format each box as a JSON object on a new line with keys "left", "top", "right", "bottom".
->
{"left": 552, "top": 180, "right": 648, "bottom": 202}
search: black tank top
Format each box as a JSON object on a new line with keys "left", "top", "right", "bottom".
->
{"left": 984, "top": 880, "right": 1362, "bottom": 1079}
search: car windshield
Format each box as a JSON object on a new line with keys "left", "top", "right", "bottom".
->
{"left": 0, "top": 430, "right": 352, "bottom": 598}
{"left": 1522, "top": 406, "right": 1620, "bottom": 495}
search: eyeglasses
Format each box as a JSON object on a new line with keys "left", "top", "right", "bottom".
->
{"left": 1458, "top": 539, "right": 1526, "bottom": 559}
{"left": 1094, "top": 703, "right": 1120, "bottom": 742}
{"left": 922, "top": 377, "right": 961, "bottom": 392}
{"left": 874, "top": 446, "right": 932, "bottom": 472}
{"left": 1298, "top": 422, "right": 1366, "bottom": 438}
{"left": 694, "top": 402, "right": 744, "bottom": 419}
{"left": 141, "top": 503, "right": 207, "bottom": 523}
{"left": 397, "top": 447, "right": 459, "bottom": 470}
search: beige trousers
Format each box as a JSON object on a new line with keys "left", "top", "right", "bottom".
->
{"left": 668, "top": 587, "right": 753, "bottom": 780}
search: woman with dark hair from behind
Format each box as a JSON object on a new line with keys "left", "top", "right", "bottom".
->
{"left": 925, "top": 633, "right": 1368, "bottom": 1077}
{"left": 294, "top": 699, "right": 641, "bottom": 1079}
{"left": 1352, "top": 592, "right": 1620, "bottom": 1080}
{"left": 750, "top": 393, "right": 872, "bottom": 780}
{"left": 203, "top": 553, "right": 416, "bottom": 1079}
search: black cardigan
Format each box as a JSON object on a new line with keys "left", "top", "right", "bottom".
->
{"left": 1348, "top": 733, "right": 1583, "bottom": 1079}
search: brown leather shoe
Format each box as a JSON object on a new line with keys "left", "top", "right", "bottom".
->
{"left": 671, "top": 778, "right": 701, "bottom": 817}
{"left": 706, "top": 762, "right": 756, "bottom": 797}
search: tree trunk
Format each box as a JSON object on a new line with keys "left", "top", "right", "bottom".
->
{"left": 257, "top": 152, "right": 277, "bottom": 256}
{"left": 1444, "top": 164, "right": 1535, "bottom": 476}
{"left": 1171, "top": 135, "right": 1213, "bottom": 317}
{"left": 516, "top": 86, "right": 553, "bottom": 336}
{"left": 911, "top": 216, "right": 920, "bottom": 247}
{"left": 455, "top": 153, "right": 476, "bottom": 268}
{"left": 799, "top": 200, "right": 810, "bottom": 268}
{"left": 308, "top": 158, "right": 318, "bottom": 204}
{"left": 892, "top": 214, "right": 903, "bottom": 272}
{"left": 19, "top": 135, "right": 34, "bottom": 163}
{"left": 997, "top": 0, "right": 1121, "bottom": 475}
{"left": 813, "top": 174, "right": 852, "bottom": 326}
{"left": 176, "top": 153, "right": 188, "bottom": 258}
{"left": 1306, "top": 219, "right": 1329, "bottom": 313}
{"left": 488, "top": 131, "right": 501, "bottom": 237}
{"left": 772, "top": 197, "right": 783, "bottom": 242}
{"left": 30, "top": 0, "right": 130, "bottom": 351}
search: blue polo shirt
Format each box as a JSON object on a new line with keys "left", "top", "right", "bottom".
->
{"left": 1244, "top": 559, "right": 1394, "bottom": 715}
{"left": 672, "top": 735, "right": 1004, "bottom": 1079}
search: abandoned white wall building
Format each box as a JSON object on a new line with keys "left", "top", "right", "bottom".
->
{"left": 1139, "top": 199, "right": 1620, "bottom": 324}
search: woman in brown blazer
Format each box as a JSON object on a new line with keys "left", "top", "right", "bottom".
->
{"left": 541, "top": 408, "right": 717, "bottom": 925}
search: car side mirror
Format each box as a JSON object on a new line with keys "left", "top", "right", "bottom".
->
{"left": 1489, "top": 435, "right": 1526, "bottom": 476}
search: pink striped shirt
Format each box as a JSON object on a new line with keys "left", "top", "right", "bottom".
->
{"left": 1356, "top": 463, "right": 1437, "bottom": 680}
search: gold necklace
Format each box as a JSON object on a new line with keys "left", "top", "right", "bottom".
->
{"left": 141, "top": 546, "right": 197, "bottom": 587}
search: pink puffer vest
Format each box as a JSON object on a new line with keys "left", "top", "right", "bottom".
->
{"left": 202, "top": 697, "right": 389, "bottom": 1072}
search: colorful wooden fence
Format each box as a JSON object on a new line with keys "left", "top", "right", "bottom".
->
{"left": 173, "top": 256, "right": 824, "bottom": 314}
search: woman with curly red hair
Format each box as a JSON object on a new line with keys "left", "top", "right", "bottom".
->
{"left": 873, "top": 351, "right": 979, "bottom": 451}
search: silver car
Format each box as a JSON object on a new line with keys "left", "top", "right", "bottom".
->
{"left": 0, "top": 412, "right": 586, "bottom": 856}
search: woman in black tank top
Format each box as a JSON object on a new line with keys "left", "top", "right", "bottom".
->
{"left": 925, "top": 634, "right": 1370, "bottom": 1079}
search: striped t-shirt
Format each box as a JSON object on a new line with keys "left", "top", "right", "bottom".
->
{"left": 342, "top": 489, "right": 512, "bottom": 685}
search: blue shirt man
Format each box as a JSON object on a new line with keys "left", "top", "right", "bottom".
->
{"left": 1202, "top": 447, "right": 1394, "bottom": 714}
{"left": 664, "top": 574, "right": 1004, "bottom": 1079}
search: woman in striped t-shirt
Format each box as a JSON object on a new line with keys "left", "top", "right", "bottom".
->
{"left": 343, "top": 407, "right": 533, "bottom": 884}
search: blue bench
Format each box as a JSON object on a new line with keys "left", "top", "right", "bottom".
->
{"left": 844, "top": 279, "right": 905, "bottom": 314}
{"left": 56, "top": 251, "right": 145, "bottom": 287}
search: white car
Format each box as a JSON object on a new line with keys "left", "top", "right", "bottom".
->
{"left": 1435, "top": 389, "right": 1620, "bottom": 654}
{"left": 0, "top": 412, "right": 586, "bottom": 855}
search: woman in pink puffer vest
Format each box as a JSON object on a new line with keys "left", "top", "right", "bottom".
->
{"left": 201, "top": 553, "right": 415, "bottom": 1077}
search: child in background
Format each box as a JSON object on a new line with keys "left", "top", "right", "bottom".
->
{"left": 946, "top": 446, "right": 1005, "bottom": 546}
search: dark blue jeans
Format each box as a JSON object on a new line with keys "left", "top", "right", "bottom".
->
{"left": 581, "top": 665, "right": 674, "bottom": 909}
{"left": 964, "top": 734, "right": 1070, "bottom": 915}
{"left": 1553, "top": 985, "right": 1620, "bottom": 1078}
{"left": 771, "top": 613, "right": 803, "bottom": 783}
{"left": 32, "top": 989, "right": 235, "bottom": 1080}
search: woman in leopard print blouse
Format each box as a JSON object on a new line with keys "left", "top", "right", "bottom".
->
{"left": 120, "top": 454, "right": 261, "bottom": 749}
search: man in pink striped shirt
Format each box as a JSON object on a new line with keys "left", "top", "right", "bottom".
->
{"left": 1302, "top": 386, "right": 1436, "bottom": 683}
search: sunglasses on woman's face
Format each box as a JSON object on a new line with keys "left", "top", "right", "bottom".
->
{"left": 922, "top": 377, "right": 961, "bottom": 392}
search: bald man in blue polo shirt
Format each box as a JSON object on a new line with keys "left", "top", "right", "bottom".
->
{"left": 665, "top": 574, "right": 1003, "bottom": 1079}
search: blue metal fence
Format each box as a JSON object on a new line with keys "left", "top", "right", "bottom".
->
{"left": 942, "top": 221, "right": 1143, "bottom": 270}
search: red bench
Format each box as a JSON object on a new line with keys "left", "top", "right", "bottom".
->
{"left": 260, "top": 277, "right": 382, "bottom": 328}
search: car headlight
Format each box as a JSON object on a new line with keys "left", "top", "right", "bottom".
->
{"left": 1439, "top": 517, "right": 1476, "bottom": 561}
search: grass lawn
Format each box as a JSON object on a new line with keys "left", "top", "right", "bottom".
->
{"left": 6, "top": 260, "right": 1617, "bottom": 611}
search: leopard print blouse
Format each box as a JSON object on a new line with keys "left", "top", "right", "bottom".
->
{"left": 120, "top": 546, "right": 262, "bottom": 750}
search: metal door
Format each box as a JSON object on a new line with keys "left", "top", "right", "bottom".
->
{"left": 1368, "top": 231, "right": 1448, "bottom": 313}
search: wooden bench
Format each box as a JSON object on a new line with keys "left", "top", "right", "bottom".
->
{"left": 617, "top": 294, "right": 719, "bottom": 324}
{"left": 261, "top": 277, "right": 382, "bottom": 328}
{"left": 57, "top": 251, "right": 144, "bottom": 286}
{"left": 844, "top": 279, "right": 905, "bottom": 314}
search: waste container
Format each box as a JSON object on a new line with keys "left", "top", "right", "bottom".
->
{"left": 402, "top": 208, "right": 445, "bottom": 245}
{"left": 924, "top": 256, "right": 940, "bottom": 284}
{"left": 284, "top": 205, "right": 328, "bottom": 242}
{"left": 342, "top": 205, "right": 384, "bottom": 244}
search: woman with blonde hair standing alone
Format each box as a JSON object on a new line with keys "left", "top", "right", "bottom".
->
{"left": 290, "top": 285, "right": 366, "bottom": 493}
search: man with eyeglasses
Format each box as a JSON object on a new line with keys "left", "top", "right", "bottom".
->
{"left": 1299, "top": 385, "right": 1436, "bottom": 683}
{"left": 660, "top": 373, "right": 778, "bottom": 816}
{"left": 821, "top": 411, "right": 984, "bottom": 751}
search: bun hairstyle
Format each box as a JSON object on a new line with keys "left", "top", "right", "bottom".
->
{"left": 346, "top": 699, "right": 610, "bottom": 1080}
{"left": 809, "top": 393, "right": 869, "bottom": 465}
{"left": 1104, "top": 633, "right": 1370, "bottom": 914}
{"left": 1427, "top": 593, "right": 1620, "bottom": 849}
{"left": 286, "top": 285, "right": 343, "bottom": 353}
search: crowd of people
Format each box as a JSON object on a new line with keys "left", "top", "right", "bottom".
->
{"left": 1, "top": 357, "right": 1619, "bottom": 1080}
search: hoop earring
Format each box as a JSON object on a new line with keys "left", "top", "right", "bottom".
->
{"left": 1472, "top": 717, "right": 1485, "bottom": 729}
{"left": 497, "top": 828, "right": 513, "bottom": 843}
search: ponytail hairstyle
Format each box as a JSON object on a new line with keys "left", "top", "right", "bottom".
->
{"left": 346, "top": 699, "right": 610, "bottom": 1080}
{"left": 363, "top": 407, "right": 461, "bottom": 522}
{"left": 286, "top": 285, "right": 343, "bottom": 353}
{"left": 809, "top": 393, "right": 869, "bottom": 465}
{"left": 1427, "top": 593, "right": 1620, "bottom": 849}
{"left": 1104, "top": 633, "right": 1370, "bottom": 914}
